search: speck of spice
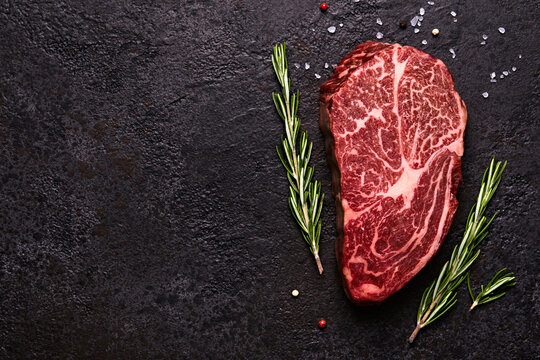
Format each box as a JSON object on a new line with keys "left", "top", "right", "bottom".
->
{"left": 414, "top": 28, "right": 420, "bottom": 33}
{"left": 305, "top": 63, "right": 310, "bottom": 70}
{"left": 449, "top": 48, "right": 456, "bottom": 59}
{"left": 450, "top": 11, "right": 457, "bottom": 17}
{"left": 315, "top": 73, "right": 321, "bottom": 79}
{"left": 399, "top": 20, "right": 407, "bottom": 29}
{"left": 327, "top": 26, "right": 336, "bottom": 34}
{"left": 482, "top": 34, "right": 488, "bottom": 40}
{"left": 512, "top": 66, "right": 517, "bottom": 71}
{"left": 320, "top": 2, "right": 328, "bottom": 11}
{"left": 482, "top": 92, "right": 489, "bottom": 98}
{"left": 325, "top": 63, "right": 329, "bottom": 69}
{"left": 376, "top": 32, "right": 384, "bottom": 39}
{"left": 291, "top": 289, "right": 299, "bottom": 297}
{"left": 432, "top": 28, "right": 439, "bottom": 36}
{"left": 318, "top": 319, "right": 327, "bottom": 329}
{"left": 376, "top": 17, "right": 383, "bottom": 25}
{"left": 498, "top": 27, "right": 505, "bottom": 34}
{"left": 419, "top": 7, "right": 425, "bottom": 15}
{"left": 422, "top": 39, "right": 427, "bottom": 45}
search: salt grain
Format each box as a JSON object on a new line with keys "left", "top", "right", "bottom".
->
{"left": 376, "top": 32, "right": 384, "bottom": 39}
{"left": 432, "top": 28, "right": 439, "bottom": 36}
{"left": 305, "top": 63, "right": 310, "bottom": 70}
{"left": 498, "top": 27, "right": 505, "bottom": 34}
{"left": 420, "top": 8, "right": 425, "bottom": 16}
{"left": 315, "top": 73, "right": 321, "bottom": 79}
{"left": 490, "top": 72, "right": 496, "bottom": 79}
{"left": 453, "top": 18, "right": 457, "bottom": 23}
{"left": 325, "top": 63, "right": 329, "bottom": 69}
{"left": 482, "top": 92, "right": 489, "bottom": 98}
{"left": 292, "top": 289, "right": 299, "bottom": 297}
{"left": 503, "top": 71, "right": 509, "bottom": 76}
{"left": 450, "top": 11, "right": 457, "bottom": 17}
{"left": 512, "top": 66, "right": 517, "bottom": 71}
{"left": 328, "top": 26, "right": 336, "bottom": 34}
{"left": 480, "top": 41, "right": 486, "bottom": 45}
{"left": 376, "top": 17, "right": 382, "bottom": 25}
{"left": 332, "top": 64, "right": 337, "bottom": 68}
{"left": 418, "top": 21, "right": 422, "bottom": 27}
{"left": 518, "top": 54, "right": 522, "bottom": 59}
{"left": 339, "top": 23, "right": 343, "bottom": 27}
{"left": 490, "top": 79, "right": 497, "bottom": 83}
{"left": 422, "top": 39, "right": 427, "bottom": 45}
{"left": 419, "top": 16, "right": 424, "bottom": 21}
{"left": 500, "top": 74, "right": 504, "bottom": 78}
{"left": 482, "top": 34, "right": 488, "bottom": 40}
{"left": 414, "top": 28, "right": 420, "bottom": 33}
{"left": 294, "top": 63, "right": 300, "bottom": 69}
{"left": 449, "top": 48, "right": 456, "bottom": 59}
{"left": 411, "top": 16, "right": 419, "bottom": 27}
{"left": 428, "top": 1, "right": 434, "bottom": 4}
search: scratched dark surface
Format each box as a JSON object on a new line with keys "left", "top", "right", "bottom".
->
{"left": 0, "top": 1, "right": 538, "bottom": 359}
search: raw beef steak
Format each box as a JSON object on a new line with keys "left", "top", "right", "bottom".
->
{"left": 320, "top": 42, "right": 467, "bottom": 305}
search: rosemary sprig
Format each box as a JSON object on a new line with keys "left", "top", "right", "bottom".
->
{"left": 271, "top": 43, "right": 324, "bottom": 274}
{"left": 409, "top": 158, "right": 507, "bottom": 343}
{"left": 467, "top": 269, "right": 516, "bottom": 311}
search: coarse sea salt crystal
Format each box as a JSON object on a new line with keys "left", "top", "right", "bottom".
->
{"left": 328, "top": 26, "right": 336, "bottom": 33}
{"left": 490, "top": 72, "right": 496, "bottom": 79}
{"left": 449, "top": 48, "right": 456, "bottom": 58}
{"left": 376, "top": 32, "right": 384, "bottom": 39}
{"left": 483, "top": 34, "right": 488, "bottom": 40}
{"left": 418, "top": 21, "right": 422, "bottom": 26}
{"left": 315, "top": 73, "right": 321, "bottom": 79}
{"left": 428, "top": 1, "right": 434, "bottom": 5}
{"left": 411, "top": 16, "right": 419, "bottom": 26}
{"left": 453, "top": 18, "right": 457, "bottom": 22}
{"left": 294, "top": 63, "right": 300, "bottom": 69}
{"left": 422, "top": 39, "right": 427, "bottom": 45}
{"left": 376, "top": 17, "right": 382, "bottom": 25}
{"left": 481, "top": 41, "right": 486, "bottom": 45}
{"left": 482, "top": 92, "right": 489, "bottom": 98}
{"left": 500, "top": 74, "right": 504, "bottom": 78}
{"left": 414, "top": 28, "right": 420, "bottom": 33}
{"left": 498, "top": 27, "right": 505, "bottom": 34}
{"left": 518, "top": 54, "right": 522, "bottom": 58}
{"left": 450, "top": 11, "right": 457, "bottom": 17}
{"left": 325, "top": 63, "right": 329, "bottom": 69}
{"left": 305, "top": 63, "right": 310, "bottom": 70}
{"left": 503, "top": 71, "right": 509, "bottom": 76}
{"left": 490, "top": 79, "right": 497, "bottom": 83}
{"left": 512, "top": 66, "right": 517, "bottom": 71}
{"left": 420, "top": 8, "right": 425, "bottom": 16}
{"left": 339, "top": 23, "right": 343, "bottom": 27}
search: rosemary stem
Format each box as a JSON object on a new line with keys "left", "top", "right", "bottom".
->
{"left": 409, "top": 292, "right": 442, "bottom": 343}
{"left": 470, "top": 301, "right": 478, "bottom": 311}
{"left": 313, "top": 246, "right": 324, "bottom": 274}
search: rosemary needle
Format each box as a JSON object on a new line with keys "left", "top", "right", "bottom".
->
{"left": 409, "top": 158, "right": 507, "bottom": 343}
{"left": 271, "top": 43, "right": 324, "bottom": 274}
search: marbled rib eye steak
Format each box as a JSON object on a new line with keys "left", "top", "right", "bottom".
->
{"left": 320, "top": 42, "right": 467, "bottom": 305}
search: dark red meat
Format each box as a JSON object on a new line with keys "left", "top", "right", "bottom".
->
{"left": 320, "top": 42, "right": 467, "bottom": 305}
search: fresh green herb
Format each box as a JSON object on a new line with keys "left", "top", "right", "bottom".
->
{"left": 409, "top": 158, "right": 507, "bottom": 343}
{"left": 271, "top": 43, "right": 324, "bottom": 274}
{"left": 467, "top": 269, "right": 516, "bottom": 311}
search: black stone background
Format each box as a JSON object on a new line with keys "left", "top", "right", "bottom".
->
{"left": 0, "top": 0, "right": 538, "bottom": 359}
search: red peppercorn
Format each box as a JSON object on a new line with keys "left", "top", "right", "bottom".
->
{"left": 318, "top": 319, "right": 327, "bottom": 328}
{"left": 320, "top": 2, "right": 328, "bottom": 11}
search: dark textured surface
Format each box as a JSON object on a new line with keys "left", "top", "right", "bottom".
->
{"left": 0, "top": 0, "right": 538, "bottom": 359}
